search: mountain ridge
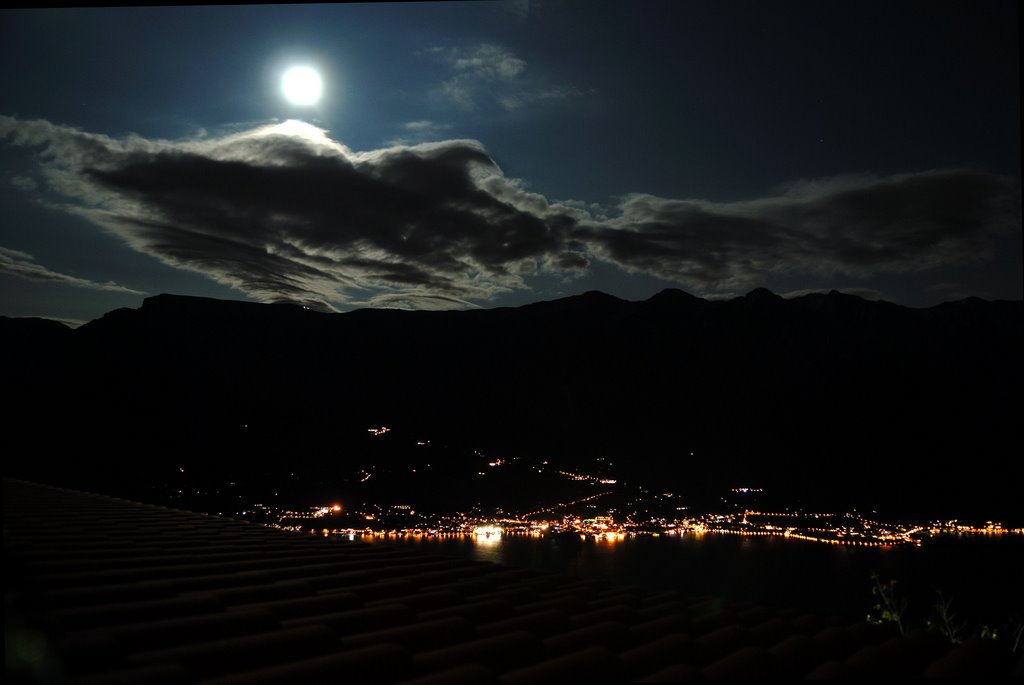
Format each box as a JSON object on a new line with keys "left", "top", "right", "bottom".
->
{"left": 5, "top": 286, "right": 1022, "bottom": 331}
{"left": 3, "top": 287, "right": 1021, "bottom": 519}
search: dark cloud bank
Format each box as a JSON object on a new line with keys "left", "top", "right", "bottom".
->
{"left": 1, "top": 115, "right": 1018, "bottom": 309}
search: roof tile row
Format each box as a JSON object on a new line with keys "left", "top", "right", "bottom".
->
{"left": 6, "top": 479, "right": 1021, "bottom": 682}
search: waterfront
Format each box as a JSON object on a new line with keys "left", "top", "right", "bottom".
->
{"left": 363, "top": 531, "right": 1024, "bottom": 629}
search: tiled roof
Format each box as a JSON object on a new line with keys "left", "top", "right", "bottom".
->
{"left": 6, "top": 479, "right": 1022, "bottom": 682}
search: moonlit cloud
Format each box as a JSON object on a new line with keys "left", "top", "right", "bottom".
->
{"left": 0, "top": 115, "right": 583, "bottom": 310}
{"left": 387, "top": 120, "right": 454, "bottom": 146}
{"left": 430, "top": 43, "right": 582, "bottom": 112}
{"left": 403, "top": 120, "right": 451, "bottom": 132}
{"left": 502, "top": 0, "right": 533, "bottom": 20}
{"left": 10, "top": 175, "right": 38, "bottom": 191}
{"left": 577, "top": 170, "right": 1020, "bottom": 293}
{"left": 0, "top": 246, "right": 144, "bottom": 295}
{"left": 497, "top": 86, "right": 586, "bottom": 111}
{"left": 1, "top": 114, "right": 1017, "bottom": 309}
{"left": 434, "top": 44, "right": 524, "bottom": 109}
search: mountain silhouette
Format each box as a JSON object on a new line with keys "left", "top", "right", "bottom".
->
{"left": 3, "top": 288, "right": 1021, "bottom": 519}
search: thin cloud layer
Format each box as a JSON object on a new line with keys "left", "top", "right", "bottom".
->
{"left": 388, "top": 120, "right": 454, "bottom": 147}
{"left": 429, "top": 43, "right": 582, "bottom": 112}
{"left": 1, "top": 115, "right": 1017, "bottom": 309}
{"left": 0, "top": 246, "right": 144, "bottom": 295}
{"left": 430, "top": 44, "right": 525, "bottom": 109}
{"left": 577, "top": 170, "right": 1020, "bottom": 292}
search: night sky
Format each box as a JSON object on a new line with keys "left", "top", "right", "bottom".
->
{"left": 1, "top": 1, "right": 1020, "bottom": 325}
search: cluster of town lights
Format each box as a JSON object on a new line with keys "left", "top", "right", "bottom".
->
{"left": 237, "top": 442, "right": 1020, "bottom": 548}
{"left": 275, "top": 507, "right": 1021, "bottom": 548}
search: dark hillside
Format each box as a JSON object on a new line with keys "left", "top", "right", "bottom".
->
{"left": 4, "top": 289, "right": 1021, "bottom": 519}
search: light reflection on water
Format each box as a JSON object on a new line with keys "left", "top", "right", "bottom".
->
{"left": 359, "top": 532, "right": 1023, "bottom": 622}
{"left": 469, "top": 533, "right": 502, "bottom": 563}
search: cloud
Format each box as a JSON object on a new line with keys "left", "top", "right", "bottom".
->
{"left": 427, "top": 44, "right": 525, "bottom": 109}
{"left": 10, "top": 175, "right": 38, "bottom": 191}
{"left": 449, "top": 44, "right": 526, "bottom": 81}
{"left": 576, "top": 170, "right": 1019, "bottom": 292}
{"left": 501, "top": 0, "right": 532, "bottom": 20}
{"left": 387, "top": 120, "right": 454, "bottom": 146}
{"left": 353, "top": 291, "right": 484, "bottom": 311}
{"left": 497, "top": 86, "right": 586, "bottom": 111}
{"left": 0, "top": 116, "right": 582, "bottom": 310}
{"left": 0, "top": 246, "right": 144, "bottom": 295}
{"left": 1, "top": 115, "right": 1017, "bottom": 309}
{"left": 430, "top": 43, "right": 582, "bottom": 112}
{"left": 403, "top": 120, "right": 450, "bottom": 132}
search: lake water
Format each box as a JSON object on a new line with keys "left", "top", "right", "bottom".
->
{"left": 362, "top": 532, "right": 1024, "bottom": 628}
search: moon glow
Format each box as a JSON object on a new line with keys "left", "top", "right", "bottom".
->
{"left": 281, "top": 66, "right": 323, "bottom": 106}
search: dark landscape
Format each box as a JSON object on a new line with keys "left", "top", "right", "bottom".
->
{"left": 5, "top": 289, "right": 1024, "bottom": 683}
{"left": 5, "top": 288, "right": 1022, "bottom": 521}
{"left": 3, "top": 2, "right": 1021, "bottom": 681}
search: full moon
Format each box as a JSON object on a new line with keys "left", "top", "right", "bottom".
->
{"left": 281, "top": 66, "right": 323, "bottom": 106}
